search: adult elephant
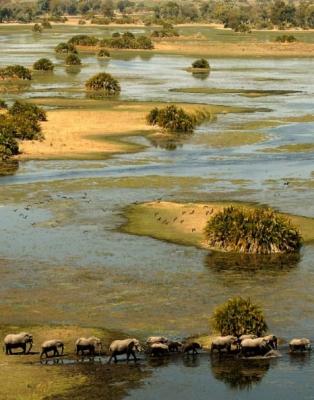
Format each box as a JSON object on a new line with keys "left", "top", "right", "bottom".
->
{"left": 3, "top": 332, "right": 33, "bottom": 355}
{"left": 240, "top": 337, "right": 271, "bottom": 356}
{"left": 40, "top": 339, "right": 64, "bottom": 358}
{"left": 211, "top": 336, "right": 238, "bottom": 354}
{"left": 108, "top": 338, "right": 141, "bottom": 363}
{"left": 75, "top": 337, "right": 102, "bottom": 356}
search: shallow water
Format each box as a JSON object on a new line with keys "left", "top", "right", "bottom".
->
{"left": 0, "top": 25, "right": 314, "bottom": 398}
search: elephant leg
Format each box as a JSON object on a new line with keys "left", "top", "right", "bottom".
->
{"left": 131, "top": 350, "right": 137, "bottom": 361}
{"left": 22, "top": 344, "right": 26, "bottom": 354}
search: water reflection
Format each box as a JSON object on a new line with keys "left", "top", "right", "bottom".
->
{"left": 0, "top": 160, "right": 19, "bottom": 176}
{"left": 147, "top": 132, "right": 190, "bottom": 151}
{"left": 192, "top": 71, "right": 210, "bottom": 80}
{"left": 210, "top": 357, "right": 271, "bottom": 390}
{"left": 65, "top": 65, "right": 82, "bottom": 75}
{"left": 204, "top": 251, "right": 301, "bottom": 274}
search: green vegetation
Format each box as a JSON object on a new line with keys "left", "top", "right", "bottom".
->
{"left": 0, "top": 101, "right": 46, "bottom": 159}
{"left": 147, "top": 105, "right": 195, "bottom": 133}
{"left": 151, "top": 25, "right": 179, "bottom": 38}
{"left": 41, "top": 19, "right": 52, "bottom": 29}
{"left": 192, "top": 59, "right": 210, "bottom": 69}
{"left": 100, "top": 33, "right": 154, "bottom": 50}
{"left": 211, "top": 297, "right": 268, "bottom": 337}
{"left": 65, "top": 53, "right": 81, "bottom": 66}
{"left": 0, "top": 65, "right": 32, "bottom": 81}
{"left": 33, "top": 58, "right": 54, "bottom": 71}
{"left": 0, "top": 99, "right": 7, "bottom": 109}
{"left": 55, "top": 42, "right": 77, "bottom": 54}
{"left": 205, "top": 206, "right": 302, "bottom": 254}
{"left": 97, "top": 49, "right": 110, "bottom": 58}
{"left": 68, "top": 34, "right": 99, "bottom": 46}
{"left": 32, "top": 23, "right": 42, "bottom": 33}
{"left": 85, "top": 73, "right": 121, "bottom": 95}
{"left": 275, "top": 35, "right": 298, "bottom": 43}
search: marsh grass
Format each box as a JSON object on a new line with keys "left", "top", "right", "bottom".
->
{"left": 205, "top": 206, "right": 302, "bottom": 254}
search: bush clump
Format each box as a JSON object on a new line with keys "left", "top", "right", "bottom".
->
{"left": 151, "top": 28, "right": 179, "bottom": 38}
{"left": 275, "top": 35, "right": 297, "bottom": 43}
{"left": 192, "top": 58, "right": 210, "bottom": 69}
{"left": 147, "top": 105, "right": 195, "bottom": 133}
{"left": 33, "top": 58, "right": 54, "bottom": 71}
{"left": 55, "top": 42, "right": 77, "bottom": 54}
{"left": 0, "top": 118, "right": 19, "bottom": 160}
{"left": 211, "top": 297, "right": 268, "bottom": 337}
{"left": 68, "top": 35, "right": 99, "bottom": 46}
{"left": 32, "top": 23, "right": 42, "bottom": 33}
{"left": 78, "top": 19, "right": 86, "bottom": 25}
{"left": 41, "top": 19, "right": 52, "bottom": 29}
{"left": 97, "top": 49, "right": 110, "bottom": 58}
{"left": 85, "top": 73, "right": 120, "bottom": 95}
{"left": 65, "top": 54, "right": 81, "bottom": 66}
{"left": 100, "top": 33, "right": 154, "bottom": 49}
{"left": 0, "top": 100, "right": 7, "bottom": 109}
{"left": 205, "top": 206, "right": 302, "bottom": 254}
{"left": 0, "top": 65, "right": 32, "bottom": 80}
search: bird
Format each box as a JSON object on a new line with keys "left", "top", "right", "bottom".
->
{"left": 173, "top": 217, "right": 178, "bottom": 222}
{"left": 192, "top": 228, "right": 196, "bottom": 232}
{"left": 190, "top": 210, "right": 195, "bottom": 215}
{"left": 180, "top": 219, "right": 184, "bottom": 224}
{"left": 157, "top": 217, "right": 162, "bottom": 221}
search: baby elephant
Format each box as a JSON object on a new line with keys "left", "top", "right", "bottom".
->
{"left": 289, "top": 338, "right": 311, "bottom": 352}
{"left": 76, "top": 337, "right": 102, "bottom": 356}
{"left": 150, "top": 343, "right": 169, "bottom": 357}
{"left": 40, "top": 340, "right": 64, "bottom": 358}
{"left": 211, "top": 336, "right": 237, "bottom": 354}
{"left": 4, "top": 332, "right": 33, "bottom": 355}
{"left": 108, "top": 338, "right": 141, "bottom": 363}
{"left": 168, "top": 341, "right": 182, "bottom": 352}
{"left": 183, "top": 342, "right": 201, "bottom": 355}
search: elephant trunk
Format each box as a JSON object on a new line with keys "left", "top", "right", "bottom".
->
{"left": 27, "top": 341, "right": 33, "bottom": 354}
{"left": 60, "top": 344, "right": 64, "bottom": 355}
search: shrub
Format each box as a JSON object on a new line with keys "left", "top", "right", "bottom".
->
{"left": 65, "top": 53, "right": 81, "bottom": 66}
{"left": 10, "top": 115, "right": 42, "bottom": 140}
{"left": 68, "top": 35, "right": 99, "bottom": 46}
{"left": 55, "top": 42, "right": 77, "bottom": 54}
{"left": 32, "top": 23, "right": 42, "bottom": 33}
{"left": 211, "top": 297, "right": 267, "bottom": 338}
{"left": 205, "top": 206, "right": 302, "bottom": 254}
{"left": 192, "top": 58, "right": 210, "bottom": 69}
{"left": 97, "top": 49, "right": 110, "bottom": 58}
{"left": 41, "top": 19, "right": 52, "bottom": 29}
{"left": 0, "top": 65, "right": 32, "bottom": 80}
{"left": 33, "top": 58, "right": 54, "bottom": 71}
{"left": 9, "top": 101, "right": 47, "bottom": 122}
{"left": 136, "top": 35, "right": 154, "bottom": 49}
{"left": 91, "top": 17, "right": 110, "bottom": 25}
{"left": 0, "top": 100, "right": 7, "bottom": 109}
{"left": 100, "top": 34, "right": 154, "bottom": 49}
{"left": 275, "top": 35, "right": 297, "bottom": 43}
{"left": 112, "top": 32, "right": 121, "bottom": 38}
{"left": 78, "top": 19, "right": 86, "bottom": 25}
{"left": 151, "top": 28, "right": 179, "bottom": 38}
{"left": 147, "top": 105, "right": 195, "bottom": 133}
{"left": 0, "top": 117, "right": 19, "bottom": 159}
{"left": 85, "top": 73, "right": 121, "bottom": 95}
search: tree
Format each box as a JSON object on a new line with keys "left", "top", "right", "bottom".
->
{"left": 32, "top": 23, "right": 43, "bottom": 33}
{"left": 0, "top": 65, "right": 32, "bottom": 80}
{"left": 205, "top": 206, "right": 302, "bottom": 254}
{"left": 33, "top": 58, "right": 54, "bottom": 71}
{"left": 211, "top": 297, "right": 268, "bottom": 337}
{"left": 65, "top": 53, "right": 81, "bottom": 65}
{"left": 38, "top": 0, "right": 50, "bottom": 13}
{"left": 192, "top": 59, "right": 210, "bottom": 69}
{"left": 85, "top": 73, "right": 121, "bottom": 95}
{"left": 55, "top": 42, "right": 77, "bottom": 54}
{"left": 147, "top": 105, "right": 195, "bottom": 133}
{"left": 97, "top": 49, "right": 110, "bottom": 58}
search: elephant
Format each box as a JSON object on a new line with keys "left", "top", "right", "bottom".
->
{"left": 211, "top": 336, "right": 238, "bottom": 354}
{"left": 239, "top": 334, "right": 257, "bottom": 341}
{"left": 3, "top": 332, "right": 33, "bottom": 355}
{"left": 168, "top": 341, "right": 182, "bottom": 352}
{"left": 150, "top": 343, "right": 169, "bottom": 357}
{"left": 183, "top": 342, "right": 201, "bottom": 355}
{"left": 108, "top": 338, "right": 141, "bottom": 363}
{"left": 146, "top": 336, "right": 168, "bottom": 345}
{"left": 75, "top": 337, "right": 102, "bottom": 356}
{"left": 263, "top": 335, "right": 278, "bottom": 350}
{"left": 40, "top": 339, "right": 64, "bottom": 358}
{"left": 240, "top": 337, "right": 271, "bottom": 357}
{"left": 289, "top": 338, "right": 311, "bottom": 352}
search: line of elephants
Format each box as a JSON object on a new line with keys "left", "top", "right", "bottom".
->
{"left": 3, "top": 332, "right": 311, "bottom": 362}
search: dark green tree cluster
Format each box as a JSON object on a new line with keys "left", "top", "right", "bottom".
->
{"left": 33, "top": 58, "right": 54, "bottom": 71}
{"left": 100, "top": 32, "right": 154, "bottom": 49}
{"left": 0, "top": 101, "right": 46, "bottom": 160}
{"left": 211, "top": 297, "right": 268, "bottom": 337}
{"left": 85, "top": 72, "right": 120, "bottom": 95}
{"left": 147, "top": 105, "right": 195, "bottom": 133}
{"left": 205, "top": 206, "right": 302, "bottom": 254}
{"left": 0, "top": 65, "right": 32, "bottom": 80}
{"left": 275, "top": 35, "right": 297, "bottom": 43}
{"left": 55, "top": 42, "right": 77, "bottom": 54}
{"left": 192, "top": 58, "right": 210, "bottom": 69}
{"left": 68, "top": 35, "right": 99, "bottom": 46}
{"left": 65, "top": 53, "right": 82, "bottom": 65}
{"left": 97, "top": 49, "right": 110, "bottom": 58}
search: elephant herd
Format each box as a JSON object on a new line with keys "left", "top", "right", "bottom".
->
{"left": 210, "top": 334, "right": 311, "bottom": 356}
{"left": 2, "top": 332, "right": 311, "bottom": 362}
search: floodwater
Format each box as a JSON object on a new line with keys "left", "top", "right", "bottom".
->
{"left": 0, "top": 25, "right": 314, "bottom": 398}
